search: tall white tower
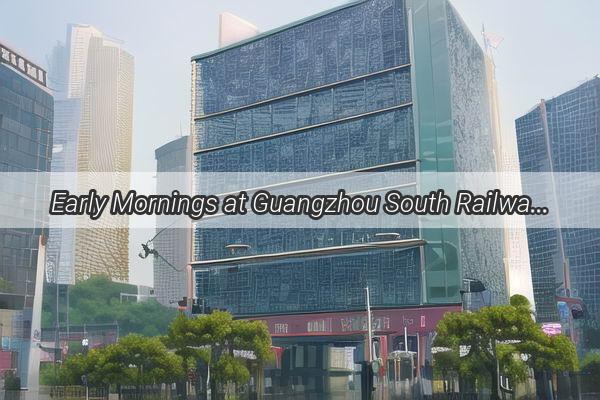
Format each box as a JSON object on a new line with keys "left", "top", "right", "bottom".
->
{"left": 46, "top": 24, "right": 134, "bottom": 284}
{"left": 482, "top": 28, "right": 535, "bottom": 308}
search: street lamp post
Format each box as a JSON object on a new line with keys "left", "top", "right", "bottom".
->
{"left": 357, "top": 286, "right": 375, "bottom": 400}
{"left": 81, "top": 374, "right": 89, "bottom": 400}
{"left": 365, "top": 287, "right": 373, "bottom": 363}
{"left": 134, "top": 353, "right": 144, "bottom": 398}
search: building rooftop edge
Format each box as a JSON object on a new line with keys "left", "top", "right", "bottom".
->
{"left": 0, "top": 40, "right": 46, "bottom": 73}
{"left": 517, "top": 75, "right": 600, "bottom": 120}
{"left": 155, "top": 135, "right": 190, "bottom": 158}
{"left": 0, "top": 59, "right": 52, "bottom": 95}
{"left": 191, "top": 0, "right": 366, "bottom": 62}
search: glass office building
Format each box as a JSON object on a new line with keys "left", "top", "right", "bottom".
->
{"left": 516, "top": 77, "right": 600, "bottom": 323}
{"left": 46, "top": 24, "right": 134, "bottom": 284}
{"left": 154, "top": 136, "right": 191, "bottom": 307}
{"left": 0, "top": 42, "right": 53, "bottom": 387}
{"left": 191, "top": 0, "right": 505, "bottom": 395}
{"left": 45, "top": 98, "right": 80, "bottom": 285}
{"left": 192, "top": 0, "right": 506, "bottom": 310}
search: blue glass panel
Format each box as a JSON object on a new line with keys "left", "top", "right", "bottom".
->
{"left": 197, "top": 108, "right": 414, "bottom": 173}
{"left": 195, "top": 69, "right": 412, "bottom": 150}
{"left": 193, "top": 0, "right": 409, "bottom": 116}
{"left": 195, "top": 247, "right": 421, "bottom": 315}
{"left": 195, "top": 227, "right": 418, "bottom": 262}
{"left": 517, "top": 78, "right": 600, "bottom": 321}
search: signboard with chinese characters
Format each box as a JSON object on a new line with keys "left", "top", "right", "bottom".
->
{"left": 251, "top": 305, "right": 461, "bottom": 337}
{"left": 0, "top": 42, "right": 47, "bottom": 87}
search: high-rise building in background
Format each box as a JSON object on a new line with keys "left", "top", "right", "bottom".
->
{"left": 191, "top": 0, "right": 507, "bottom": 395}
{"left": 154, "top": 135, "right": 191, "bottom": 307}
{"left": 482, "top": 35, "right": 535, "bottom": 308}
{"left": 44, "top": 98, "right": 80, "bottom": 285}
{"left": 46, "top": 24, "right": 134, "bottom": 284}
{"left": 0, "top": 41, "right": 53, "bottom": 388}
{"left": 516, "top": 77, "right": 600, "bottom": 324}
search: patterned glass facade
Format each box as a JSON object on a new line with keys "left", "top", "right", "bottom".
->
{"left": 446, "top": 2, "right": 505, "bottom": 303}
{"left": 196, "top": 247, "right": 421, "bottom": 315}
{"left": 192, "top": 0, "right": 506, "bottom": 316}
{"left": 195, "top": 107, "right": 414, "bottom": 173}
{"left": 406, "top": 0, "right": 506, "bottom": 304}
{"left": 516, "top": 77, "right": 600, "bottom": 322}
{"left": 45, "top": 98, "right": 80, "bottom": 285}
{"left": 154, "top": 136, "right": 191, "bottom": 307}
{"left": 195, "top": 227, "right": 418, "bottom": 263}
{"left": 46, "top": 25, "right": 134, "bottom": 284}
{"left": 0, "top": 49, "right": 53, "bottom": 386}
{"left": 0, "top": 62, "right": 53, "bottom": 302}
{"left": 192, "top": 0, "right": 409, "bottom": 117}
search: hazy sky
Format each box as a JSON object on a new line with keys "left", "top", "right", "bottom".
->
{"left": 1, "top": 0, "right": 599, "bottom": 286}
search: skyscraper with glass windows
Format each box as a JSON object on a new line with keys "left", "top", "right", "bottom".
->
{"left": 191, "top": 0, "right": 506, "bottom": 395}
{"left": 516, "top": 77, "right": 600, "bottom": 323}
{"left": 154, "top": 136, "right": 191, "bottom": 307}
{"left": 0, "top": 41, "right": 53, "bottom": 388}
{"left": 46, "top": 24, "right": 134, "bottom": 284}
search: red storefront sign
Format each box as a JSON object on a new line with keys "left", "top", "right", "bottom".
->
{"left": 250, "top": 305, "right": 461, "bottom": 337}
{"left": 0, "top": 351, "right": 13, "bottom": 372}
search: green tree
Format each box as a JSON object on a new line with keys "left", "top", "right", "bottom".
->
{"left": 3, "top": 370, "right": 20, "bottom": 390}
{"left": 580, "top": 352, "right": 600, "bottom": 392}
{"left": 164, "top": 311, "right": 272, "bottom": 399}
{"left": 39, "top": 362, "right": 64, "bottom": 386}
{"left": 42, "top": 275, "right": 177, "bottom": 336}
{"left": 433, "top": 295, "right": 578, "bottom": 400}
{"left": 111, "top": 299, "right": 177, "bottom": 336}
{"left": 581, "top": 324, "right": 600, "bottom": 349}
{"left": 0, "top": 278, "right": 14, "bottom": 294}
{"left": 59, "top": 334, "right": 184, "bottom": 392}
{"left": 101, "top": 335, "right": 184, "bottom": 387}
{"left": 59, "top": 352, "right": 98, "bottom": 385}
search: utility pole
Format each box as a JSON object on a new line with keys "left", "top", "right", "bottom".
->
{"left": 54, "top": 263, "right": 60, "bottom": 390}
{"left": 359, "top": 286, "right": 374, "bottom": 400}
{"left": 365, "top": 287, "right": 372, "bottom": 363}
